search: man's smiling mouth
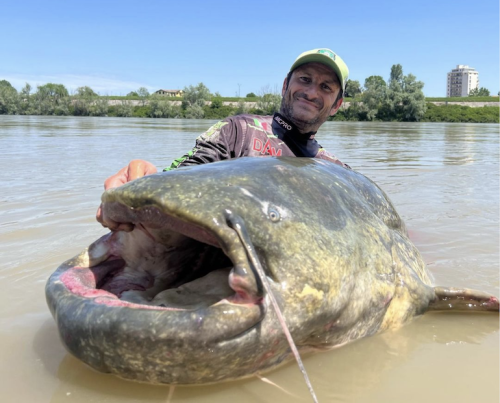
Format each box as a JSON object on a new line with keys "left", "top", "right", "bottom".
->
{"left": 296, "top": 96, "right": 321, "bottom": 109}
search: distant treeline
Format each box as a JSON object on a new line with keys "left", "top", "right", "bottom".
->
{"left": 1, "top": 66, "right": 499, "bottom": 123}
{"left": 331, "top": 104, "right": 499, "bottom": 123}
{"left": 0, "top": 80, "right": 278, "bottom": 119}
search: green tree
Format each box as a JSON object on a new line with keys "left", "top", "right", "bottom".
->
{"left": 137, "top": 87, "right": 150, "bottom": 107}
{"left": 203, "top": 104, "right": 237, "bottom": 119}
{"left": 19, "top": 83, "right": 33, "bottom": 114}
{"left": 184, "top": 103, "right": 205, "bottom": 119}
{"left": 33, "top": 83, "right": 70, "bottom": 115}
{"left": 0, "top": 81, "right": 19, "bottom": 114}
{"left": 350, "top": 83, "right": 386, "bottom": 121}
{"left": 246, "top": 92, "right": 256, "bottom": 98}
{"left": 256, "top": 93, "right": 281, "bottom": 115}
{"left": 364, "top": 76, "right": 386, "bottom": 90}
{"left": 36, "top": 83, "right": 69, "bottom": 101}
{"left": 253, "top": 85, "right": 281, "bottom": 115}
{"left": 183, "top": 83, "right": 211, "bottom": 108}
{"left": 0, "top": 80, "right": 15, "bottom": 90}
{"left": 73, "top": 88, "right": 93, "bottom": 116}
{"left": 344, "top": 80, "right": 362, "bottom": 98}
{"left": 390, "top": 64, "right": 403, "bottom": 83}
{"left": 89, "top": 98, "right": 109, "bottom": 116}
{"left": 137, "top": 87, "right": 149, "bottom": 97}
{"left": 390, "top": 73, "right": 426, "bottom": 121}
{"left": 149, "top": 95, "right": 181, "bottom": 118}
{"left": 383, "top": 66, "right": 426, "bottom": 121}
{"left": 21, "top": 83, "right": 31, "bottom": 98}
{"left": 75, "top": 86, "right": 97, "bottom": 97}
{"left": 348, "top": 76, "right": 387, "bottom": 121}
{"left": 469, "top": 87, "right": 490, "bottom": 97}
{"left": 210, "top": 96, "right": 223, "bottom": 109}
{"left": 351, "top": 67, "right": 426, "bottom": 121}
{"left": 235, "top": 99, "right": 248, "bottom": 115}
{"left": 127, "top": 91, "right": 139, "bottom": 97}
{"left": 73, "top": 85, "right": 106, "bottom": 116}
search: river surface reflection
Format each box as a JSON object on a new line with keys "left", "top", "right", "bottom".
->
{"left": 0, "top": 116, "right": 498, "bottom": 403}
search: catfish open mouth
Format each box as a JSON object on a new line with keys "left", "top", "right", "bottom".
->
{"left": 61, "top": 202, "right": 265, "bottom": 315}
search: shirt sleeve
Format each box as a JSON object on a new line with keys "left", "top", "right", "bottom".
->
{"left": 163, "top": 119, "right": 238, "bottom": 171}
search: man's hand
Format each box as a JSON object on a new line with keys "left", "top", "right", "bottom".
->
{"left": 96, "top": 160, "right": 158, "bottom": 231}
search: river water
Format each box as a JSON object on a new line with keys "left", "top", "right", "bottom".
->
{"left": 0, "top": 115, "right": 498, "bottom": 403}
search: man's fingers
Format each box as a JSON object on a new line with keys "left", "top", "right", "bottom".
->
{"left": 104, "top": 160, "right": 158, "bottom": 190}
{"left": 96, "top": 204, "right": 134, "bottom": 232}
{"left": 104, "top": 166, "right": 129, "bottom": 190}
{"left": 127, "top": 160, "right": 158, "bottom": 181}
{"left": 96, "top": 205, "right": 104, "bottom": 224}
{"left": 98, "top": 160, "right": 157, "bottom": 231}
{"left": 127, "top": 160, "right": 146, "bottom": 181}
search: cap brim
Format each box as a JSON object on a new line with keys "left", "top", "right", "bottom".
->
{"left": 290, "top": 54, "right": 346, "bottom": 91}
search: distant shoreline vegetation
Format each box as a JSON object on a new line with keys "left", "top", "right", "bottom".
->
{"left": 1, "top": 66, "right": 499, "bottom": 124}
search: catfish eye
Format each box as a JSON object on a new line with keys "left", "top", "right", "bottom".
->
{"left": 268, "top": 208, "right": 281, "bottom": 222}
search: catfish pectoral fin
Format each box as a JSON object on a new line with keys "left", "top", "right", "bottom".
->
{"left": 429, "top": 286, "right": 500, "bottom": 312}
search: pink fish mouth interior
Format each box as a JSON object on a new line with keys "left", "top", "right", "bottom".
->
{"left": 61, "top": 204, "right": 263, "bottom": 311}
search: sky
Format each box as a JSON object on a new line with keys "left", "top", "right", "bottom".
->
{"left": 1, "top": 0, "right": 498, "bottom": 97}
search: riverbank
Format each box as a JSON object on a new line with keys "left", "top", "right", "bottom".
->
{"left": 85, "top": 99, "right": 500, "bottom": 123}
{"left": 103, "top": 101, "right": 500, "bottom": 123}
{"left": 1, "top": 95, "right": 498, "bottom": 123}
{"left": 106, "top": 99, "right": 500, "bottom": 108}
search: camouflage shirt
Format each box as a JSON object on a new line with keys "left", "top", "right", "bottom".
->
{"left": 164, "top": 112, "right": 349, "bottom": 171}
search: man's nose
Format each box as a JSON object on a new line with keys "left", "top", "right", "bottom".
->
{"left": 303, "top": 84, "right": 319, "bottom": 99}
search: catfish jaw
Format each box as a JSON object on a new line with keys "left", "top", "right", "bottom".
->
{"left": 45, "top": 201, "right": 274, "bottom": 384}
{"left": 100, "top": 200, "right": 265, "bottom": 305}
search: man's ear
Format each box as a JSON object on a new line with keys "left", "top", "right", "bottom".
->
{"left": 329, "top": 98, "right": 343, "bottom": 116}
{"left": 282, "top": 77, "right": 288, "bottom": 97}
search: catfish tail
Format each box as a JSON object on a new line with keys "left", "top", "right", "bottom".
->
{"left": 429, "top": 287, "right": 499, "bottom": 312}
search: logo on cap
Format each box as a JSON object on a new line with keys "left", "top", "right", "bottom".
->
{"left": 317, "top": 49, "right": 335, "bottom": 60}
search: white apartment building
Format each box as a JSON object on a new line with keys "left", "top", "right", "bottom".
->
{"left": 446, "top": 65, "right": 479, "bottom": 97}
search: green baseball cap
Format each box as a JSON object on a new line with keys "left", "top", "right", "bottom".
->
{"left": 289, "top": 48, "right": 349, "bottom": 94}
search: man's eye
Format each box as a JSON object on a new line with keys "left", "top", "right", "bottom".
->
{"left": 322, "top": 84, "right": 332, "bottom": 91}
{"left": 300, "top": 76, "right": 311, "bottom": 83}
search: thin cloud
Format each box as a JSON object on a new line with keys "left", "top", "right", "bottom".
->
{"left": 0, "top": 74, "right": 155, "bottom": 95}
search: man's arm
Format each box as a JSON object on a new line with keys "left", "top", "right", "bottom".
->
{"left": 164, "top": 119, "right": 235, "bottom": 171}
{"left": 97, "top": 118, "right": 241, "bottom": 230}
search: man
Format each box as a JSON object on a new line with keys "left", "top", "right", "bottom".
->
{"left": 98, "top": 48, "right": 349, "bottom": 231}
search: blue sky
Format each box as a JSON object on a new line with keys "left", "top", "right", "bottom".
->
{"left": 1, "top": 0, "right": 498, "bottom": 97}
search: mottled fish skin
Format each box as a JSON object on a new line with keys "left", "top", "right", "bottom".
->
{"left": 46, "top": 157, "right": 499, "bottom": 385}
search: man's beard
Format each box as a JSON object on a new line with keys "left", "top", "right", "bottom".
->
{"left": 279, "top": 91, "right": 324, "bottom": 133}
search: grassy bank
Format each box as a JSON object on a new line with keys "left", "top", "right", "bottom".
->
{"left": 425, "top": 96, "right": 499, "bottom": 102}
{"left": 422, "top": 104, "right": 499, "bottom": 123}
{"left": 330, "top": 103, "right": 499, "bottom": 123}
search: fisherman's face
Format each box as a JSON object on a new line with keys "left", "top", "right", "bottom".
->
{"left": 280, "top": 62, "right": 343, "bottom": 133}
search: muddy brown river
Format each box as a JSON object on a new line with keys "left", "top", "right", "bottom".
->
{"left": 0, "top": 116, "right": 498, "bottom": 402}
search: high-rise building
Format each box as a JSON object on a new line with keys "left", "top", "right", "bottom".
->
{"left": 446, "top": 65, "right": 479, "bottom": 97}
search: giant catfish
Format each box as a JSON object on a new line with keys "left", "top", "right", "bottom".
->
{"left": 45, "top": 157, "right": 499, "bottom": 385}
